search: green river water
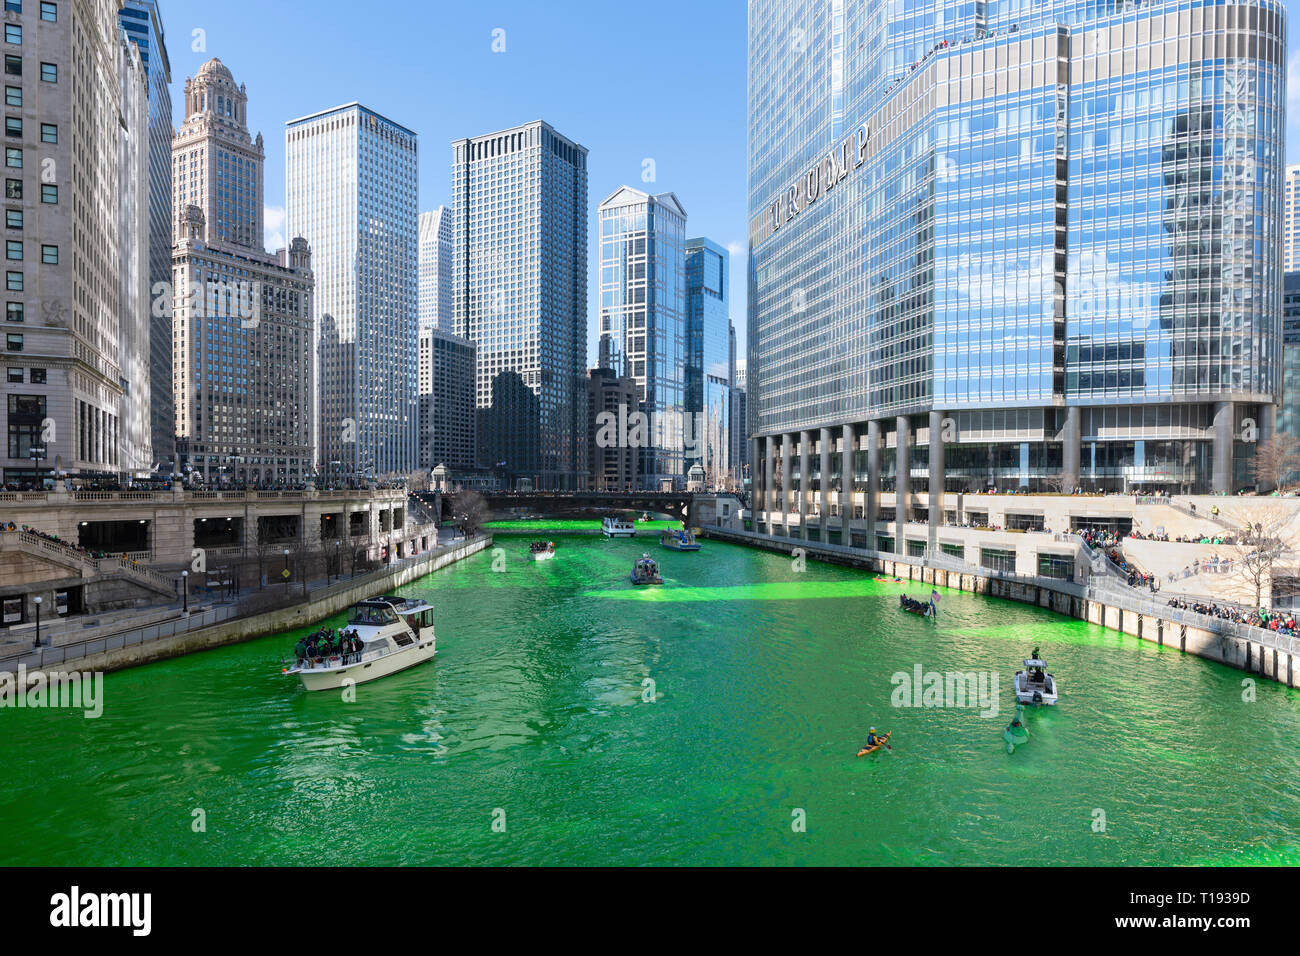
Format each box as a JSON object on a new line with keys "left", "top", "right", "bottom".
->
{"left": 2, "top": 534, "right": 1298, "bottom": 866}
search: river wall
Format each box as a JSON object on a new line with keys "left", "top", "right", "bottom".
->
{"left": 703, "top": 528, "right": 1299, "bottom": 690}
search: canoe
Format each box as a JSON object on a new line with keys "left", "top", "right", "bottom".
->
{"left": 856, "top": 733, "right": 891, "bottom": 757}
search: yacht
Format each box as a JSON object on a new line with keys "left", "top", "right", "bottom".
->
{"left": 529, "top": 540, "right": 555, "bottom": 561}
{"left": 660, "top": 529, "right": 701, "bottom": 551}
{"left": 284, "top": 596, "right": 436, "bottom": 691}
{"left": 1013, "top": 653, "right": 1059, "bottom": 705}
{"left": 601, "top": 516, "right": 636, "bottom": 538}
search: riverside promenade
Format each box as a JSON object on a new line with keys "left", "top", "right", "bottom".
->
{"left": 0, "top": 533, "right": 491, "bottom": 676}
{"left": 703, "top": 526, "right": 1300, "bottom": 689}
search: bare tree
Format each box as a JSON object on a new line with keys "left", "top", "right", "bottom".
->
{"left": 1251, "top": 434, "right": 1300, "bottom": 493}
{"left": 1040, "top": 471, "right": 1074, "bottom": 495}
{"left": 455, "top": 489, "right": 488, "bottom": 537}
{"left": 1225, "top": 505, "right": 1298, "bottom": 609}
{"left": 407, "top": 469, "right": 430, "bottom": 492}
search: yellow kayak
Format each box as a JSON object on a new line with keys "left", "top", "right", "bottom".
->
{"left": 856, "top": 733, "right": 890, "bottom": 756}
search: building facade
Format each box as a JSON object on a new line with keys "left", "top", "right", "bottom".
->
{"left": 418, "top": 205, "right": 452, "bottom": 332}
{"left": 451, "top": 120, "right": 588, "bottom": 490}
{"left": 685, "top": 236, "right": 732, "bottom": 488}
{"left": 117, "top": 32, "right": 150, "bottom": 477}
{"left": 286, "top": 103, "right": 419, "bottom": 479}
{"left": 747, "top": 0, "right": 1285, "bottom": 551}
{"left": 417, "top": 325, "right": 476, "bottom": 471}
{"left": 171, "top": 59, "right": 316, "bottom": 483}
{"left": 0, "top": 0, "right": 137, "bottom": 485}
{"left": 1285, "top": 164, "right": 1300, "bottom": 273}
{"left": 588, "top": 366, "right": 639, "bottom": 491}
{"left": 119, "top": 0, "right": 171, "bottom": 471}
{"left": 1280, "top": 272, "right": 1300, "bottom": 445}
{"left": 597, "top": 186, "right": 687, "bottom": 488}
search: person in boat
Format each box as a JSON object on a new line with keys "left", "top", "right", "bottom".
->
{"left": 863, "top": 727, "right": 884, "bottom": 749}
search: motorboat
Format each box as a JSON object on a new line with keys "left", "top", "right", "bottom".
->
{"left": 660, "top": 529, "right": 700, "bottom": 551}
{"left": 630, "top": 552, "right": 664, "bottom": 585}
{"left": 529, "top": 540, "right": 555, "bottom": 561}
{"left": 899, "top": 594, "right": 937, "bottom": 618}
{"left": 601, "top": 516, "right": 636, "bottom": 538}
{"left": 1014, "top": 654, "right": 1059, "bottom": 705}
{"left": 284, "top": 595, "right": 435, "bottom": 691}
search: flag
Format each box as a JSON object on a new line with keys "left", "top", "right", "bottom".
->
{"left": 931, "top": 589, "right": 941, "bottom": 603}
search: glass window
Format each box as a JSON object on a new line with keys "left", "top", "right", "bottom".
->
{"left": 6, "top": 270, "right": 21, "bottom": 291}
{"left": 6, "top": 332, "right": 21, "bottom": 351}
{"left": 5, "top": 209, "right": 20, "bottom": 228}
{"left": 5, "top": 301, "right": 20, "bottom": 322}
{"left": 5, "top": 239, "right": 19, "bottom": 259}
{"left": 5, "top": 366, "right": 19, "bottom": 382}
{"left": 39, "top": 62, "right": 55, "bottom": 83}
{"left": 39, "top": 183, "right": 54, "bottom": 203}
{"left": 4, "top": 87, "right": 19, "bottom": 107}
{"left": 29, "top": 366, "right": 43, "bottom": 383}
{"left": 39, "top": 2, "right": 55, "bottom": 21}
{"left": 3, "top": 117, "right": 18, "bottom": 137}
{"left": 4, "top": 147, "right": 17, "bottom": 168}
{"left": 2, "top": 56, "right": 17, "bottom": 77}
{"left": 39, "top": 123, "right": 55, "bottom": 143}
{"left": 4, "top": 26, "right": 20, "bottom": 46}
{"left": 39, "top": 243, "right": 54, "bottom": 264}
{"left": 4, "top": 2, "right": 20, "bottom": 11}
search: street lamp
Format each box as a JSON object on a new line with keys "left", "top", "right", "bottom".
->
{"left": 283, "top": 548, "right": 290, "bottom": 593}
{"left": 32, "top": 595, "right": 41, "bottom": 648}
{"left": 181, "top": 569, "right": 189, "bottom": 614}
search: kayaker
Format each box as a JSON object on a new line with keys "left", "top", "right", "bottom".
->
{"left": 863, "top": 727, "right": 883, "bottom": 749}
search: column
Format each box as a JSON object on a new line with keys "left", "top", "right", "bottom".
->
{"left": 1060, "top": 406, "right": 1081, "bottom": 493}
{"left": 819, "top": 427, "right": 832, "bottom": 537}
{"left": 866, "top": 420, "right": 880, "bottom": 548}
{"left": 841, "top": 423, "right": 855, "bottom": 536}
{"left": 1213, "top": 401, "right": 1233, "bottom": 495}
{"left": 798, "top": 430, "right": 811, "bottom": 538}
{"left": 928, "top": 410, "right": 945, "bottom": 552}
{"left": 785, "top": 432, "right": 797, "bottom": 533}
{"left": 895, "top": 415, "right": 911, "bottom": 555}
{"left": 764, "top": 436, "right": 775, "bottom": 534}
{"left": 750, "top": 437, "right": 761, "bottom": 508}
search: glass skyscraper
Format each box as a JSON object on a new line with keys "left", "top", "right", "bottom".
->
{"left": 685, "top": 237, "right": 733, "bottom": 488}
{"left": 598, "top": 187, "right": 687, "bottom": 488}
{"left": 418, "top": 206, "right": 453, "bottom": 332}
{"left": 286, "top": 104, "right": 419, "bottom": 479}
{"left": 452, "top": 120, "right": 588, "bottom": 490}
{"left": 747, "top": 0, "right": 1285, "bottom": 548}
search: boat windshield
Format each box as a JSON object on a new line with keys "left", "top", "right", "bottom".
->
{"left": 348, "top": 604, "right": 398, "bottom": 626}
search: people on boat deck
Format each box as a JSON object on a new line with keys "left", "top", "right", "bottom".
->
{"left": 294, "top": 627, "right": 364, "bottom": 665}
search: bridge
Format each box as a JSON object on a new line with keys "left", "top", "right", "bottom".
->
{"left": 421, "top": 490, "right": 727, "bottom": 524}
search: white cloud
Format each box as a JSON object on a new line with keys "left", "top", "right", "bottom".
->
{"left": 264, "top": 204, "right": 286, "bottom": 252}
{"left": 727, "top": 240, "right": 746, "bottom": 259}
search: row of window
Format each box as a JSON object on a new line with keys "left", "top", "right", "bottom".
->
{"left": 3, "top": 2, "right": 58, "bottom": 21}
{"left": 2, "top": 55, "right": 56, "bottom": 83}
{"left": 3, "top": 239, "right": 55, "bottom": 260}
{"left": 5, "top": 364, "right": 43, "bottom": 383}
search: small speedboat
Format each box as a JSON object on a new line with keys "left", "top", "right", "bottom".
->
{"left": 660, "top": 529, "right": 700, "bottom": 551}
{"left": 601, "top": 516, "right": 636, "bottom": 538}
{"left": 529, "top": 540, "right": 555, "bottom": 561}
{"left": 283, "top": 596, "right": 436, "bottom": 691}
{"left": 630, "top": 552, "right": 663, "bottom": 585}
{"left": 899, "top": 594, "right": 936, "bottom": 618}
{"left": 1014, "top": 654, "right": 1059, "bottom": 705}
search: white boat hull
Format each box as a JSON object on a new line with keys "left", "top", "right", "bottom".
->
{"left": 293, "top": 639, "right": 436, "bottom": 691}
{"left": 1013, "top": 672, "right": 1059, "bottom": 705}
{"left": 603, "top": 529, "right": 635, "bottom": 538}
{"left": 532, "top": 550, "right": 555, "bottom": 561}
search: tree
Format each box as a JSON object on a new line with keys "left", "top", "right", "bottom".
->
{"left": 1225, "top": 505, "right": 1298, "bottom": 610}
{"left": 1251, "top": 434, "right": 1300, "bottom": 493}
{"left": 455, "top": 490, "right": 488, "bottom": 537}
{"left": 1040, "top": 471, "right": 1074, "bottom": 495}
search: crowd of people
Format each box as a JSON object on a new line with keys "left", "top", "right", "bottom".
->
{"left": 9, "top": 523, "right": 113, "bottom": 560}
{"left": 1168, "top": 554, "right": 1236, "bottom": 581}
{"left": 293, "top": 627, "right": 365, "bottom": 666}
{"left": 1127, "top": 529, "right": 1238, "bottom": 545}
{"left": 1166, "top": 598, "right": 1297, "bottom": 637}
{"left": 1074, "top": 527, "right": 1156, "bottom": 590}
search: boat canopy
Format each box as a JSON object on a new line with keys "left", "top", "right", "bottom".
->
{"left": 1023, "top": 659, "right": 1048, "bottom": 668}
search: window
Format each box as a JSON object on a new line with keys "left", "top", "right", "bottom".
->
{"left": 4, "top": 147, "right": 18, "bottom": 168}
{"left": 5, "top": 179, "right": 19, "bottom": 200}
{"left": 4, "top": 2, "right": 20, "bottom": 12}
{"left": 39, "top": 123, "right": 55, "bottom": 143}
{"left": 3, "top": 117, "right": 17, "bottom": 138}
{"left": 5, "top": 210, "right": 20, "bottom": 228}
{"left": 5, "top": 367, "right": 19, "bottom": 383}
{"left": 5, "top": 301, "right": 20, "bottom": 322}
{"left": 39, "top": 183, "right": 54, "bottom": 203}
{"left": 2, "top": 56, "right": 17, "bottom": 77}
{"left": 6, "top": 332, "right": 21, "bottom": 351}
{"left": 4, "top": 26, "right": 21, "bottom": 46}
{"left": 39, "top": 243, "right": 54, "bottom": 264}
{"left": 29, "top": 366, "right": 43, "bottom": 383}
{"left": 39, "top": 2, "right": 55, "bottom": 21}
{"left": 5, "top": 240, "right": 19, "bottom": 260}
{"left": 6, "top": 271, "right": 21, "bottom": 291}
{"left": 4, "top": 87, "right": 19, "bottom": 108}
{"left": 39, "top": 63, "right": 55, "bottom": 83}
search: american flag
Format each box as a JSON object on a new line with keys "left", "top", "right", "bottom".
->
{"left": 931, "top": 589, "right": 941, "bottom": 603}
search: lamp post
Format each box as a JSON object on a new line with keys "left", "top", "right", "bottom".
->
{"left": 32, "top": 595, "right": 41, "bottom": 648}
{"left": 283, "top": 548, "right": 290, "bottom": 594}
{"left": 181, "top": 569, "right": 189, "bottom": 614}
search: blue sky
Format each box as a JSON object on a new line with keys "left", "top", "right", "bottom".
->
{"left": 164, "top": 0, "right": 1300, "bottom": 362}
{"left": 164, "top": 0, "right": 749, "bottom": 363}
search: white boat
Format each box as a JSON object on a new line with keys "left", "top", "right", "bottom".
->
{"left": 284, "top": 596, "right": 436, "bottom": 691}
{"left": 1013, "top": 656, "right": 1059, "bottom": 705}
{"left": 601, "top": 516, "right": 636, "bottom": 538}
{"left": 529, "top": 540, "right": 555, "bottom": 561}
{"left": 630, "top": 552, "right": 664, "bottom": 585}
{"left": 660, "top": 529, "right": 700, "bottom": 551}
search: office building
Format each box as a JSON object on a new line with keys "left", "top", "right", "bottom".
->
{"left": 451, "top": 120, "right": 588, "bottom": 489}
{"left": 588, "top": 366, "right": 638, "bottom": 491}
{"left": 418, "top": 206, "right": 452, "bottom": 332}
{"left": 747, "top": 0, "right": 1285, "bottom": 551}
{"left": 1285, "top": 165, "right": 1300, "bottom": 273}
{"left": 685, "top": 237, "right": 732, "bottom": 488}
{"left": 418, "top": 325, "right": 476, "bottom": 471}
{"left": 286, "top": 103, "right": 419, "bottom": 479}
{"left": 598, "top": 186, "right": 687, "bottom": 488}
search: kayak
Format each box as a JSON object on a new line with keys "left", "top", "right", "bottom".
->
{"left": 856, "top": 733, "right": 891, "bottom": 757}
{"left": 875, "top": 577, "right": 902, "bottom": 582}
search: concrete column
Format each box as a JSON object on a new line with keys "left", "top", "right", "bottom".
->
{"left": 798, "top": 430, "right": 811, "bottom": 538}
{"left": 1061, "top": 406, "right": 1080, "bottom": 493}
{"left": 928, "top": 410, "right": 945, "bottom": 551}
{"left": 841, "top": 423, "right": 854, "bottom": 532}
{"left": 866, "top": 420, "right": 880, "bottom": 548}
{"left": 750, "top": 437, "right": 761, "bottom": 505}
{"left": 1213, "top": 401, "right": 1233, "bottom": 495}
{"left": 785, "top": 432, "right": 797, "bottom": 532}
{"left": 895, "top": 416, "right": 912, "bottom": 555}
{"left": 1257, "top": 403, "right": 1278, "bottom": 494}
{"left": 819, "top": 427, "right": 831, "bottom": 536}
{"left": 763, "top": 436, "right": 775, "bottom": 533}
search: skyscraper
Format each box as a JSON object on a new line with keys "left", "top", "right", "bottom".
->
{"left": 0, "top": 0, "right": 140, "bottom": 484}
{"left": 747, "top": 0, "right": 1285, "bottom": 552}
{"left": 1285, "top": 165, "right": 1300, "bottom": 273}
{"left": 598, "top": 186, "right": 687, "bottom": 488}
{"left": 417, "top": 326, "right": 476, "bottom": 471}
{"left": 452, "top": 120, "right": 588, "bottom": 490}
{"left": 117, "top": 32, "right": 151, "bottom": 477}
{"left": 118, "top": 0, "right": 172, "bottom": 471}
{"left": 418, "top": 206, "right": 452, "bottom": 332}
{"left": 685, "top": 237, "right": 731, "bottom": 488}
{"left": 286, "top": 104, "right": 419, "bottom": 479}
{"left": 171, "top": 59, "right": 316, "bottom": 483}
